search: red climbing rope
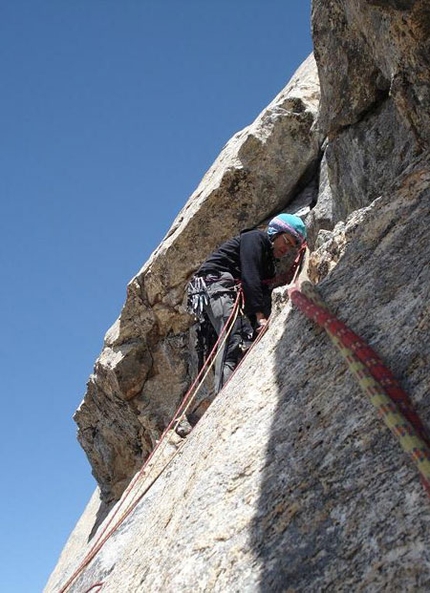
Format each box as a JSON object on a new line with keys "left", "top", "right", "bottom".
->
{"left": 58, "top": 288, "right": 244, "bottom": 593}
{"left": 288, "top": 281, "right": 430, "bottom": 497}
{"left": 83, "top": 583, "right": 104, "bottom": 593}
{"left": 58, "top": 262, "right": 305, "bottom": 592}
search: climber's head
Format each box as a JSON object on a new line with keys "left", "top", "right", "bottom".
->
{"left": 267, "top": 213, "right": 307, "bottom": 258}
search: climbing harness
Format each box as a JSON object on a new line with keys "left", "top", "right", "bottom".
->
{"left": 180, "top": 279, "right": 245, "bottom": 416}
{"left": 288, "top": 280, "right": 430, "bottom": 497}
{"left": 188, "top": 273, "right": 252, "bottom": 383}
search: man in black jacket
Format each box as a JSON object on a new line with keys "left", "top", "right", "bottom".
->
{"left": 191, "top": 213, "right": 307, "bottom": 394}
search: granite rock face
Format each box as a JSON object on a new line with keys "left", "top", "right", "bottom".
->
{"left": 312, "top": 0, "right": 430, "bottom": 145}
{"left": 47, "top": 158, "right": 430, "bottom": 592}
{"left": 74, "top": 54, "right": 322, "bottom": 503}
{"left": 47, "top": 2, "right": 430, "bottom": 591}
{"left": 312, "top": 0, "right": 429, "bottom": 226}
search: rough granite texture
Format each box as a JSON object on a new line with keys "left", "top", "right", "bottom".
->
{"left": 312, "top": 0, "right": 430, "bottom": 147}
{"left": 47, "top": 1, "right": 430, "bottom": 591}
{"left": 74, "top": 54, "right": 322, "bottom": 504}
{"left": 47, "top": 159, "right": 430, "bottom": 592}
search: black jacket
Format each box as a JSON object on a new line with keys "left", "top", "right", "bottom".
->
{"left": 197, "top": 229, "right": 276, "bottom": 317}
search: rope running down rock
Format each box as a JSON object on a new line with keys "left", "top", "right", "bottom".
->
{"left": 288, "top": 280, "right": 430, "bottom": 497}
{"left": 58, "top": 288, "right": 245, "bottom": 593}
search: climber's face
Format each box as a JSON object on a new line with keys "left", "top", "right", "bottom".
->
{"left": 272, "top": 232, "right": 297, "bottom": 258}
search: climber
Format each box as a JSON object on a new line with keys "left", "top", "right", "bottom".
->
{"left": 177, "top": 213, "right": 307, "bottom": 437}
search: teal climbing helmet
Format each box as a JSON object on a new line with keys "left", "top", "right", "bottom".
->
{"left": 267, "top": 213, "right": 307, "bottom": 246}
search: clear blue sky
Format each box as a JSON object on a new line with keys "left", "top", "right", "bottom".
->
{"left": 1, "top": 2, "right": 312, "bottom": 591}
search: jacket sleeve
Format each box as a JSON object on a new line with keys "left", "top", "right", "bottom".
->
{"left": 239, "top": 232, "right": 268, "bottom": 315}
